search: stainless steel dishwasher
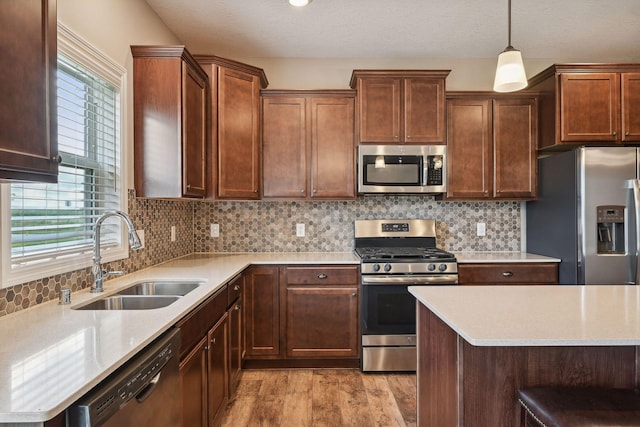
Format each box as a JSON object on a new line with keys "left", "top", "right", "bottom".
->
{"left": 67, "top": 328, "right": 181, "bottom": 427}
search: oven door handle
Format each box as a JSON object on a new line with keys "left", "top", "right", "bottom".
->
{"left": 361, "top": 275, "right": 458, "bottom": 285}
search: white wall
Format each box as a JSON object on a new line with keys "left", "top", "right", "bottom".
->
{"left": 57, "top": 0, "right": 181, "bottom": 189}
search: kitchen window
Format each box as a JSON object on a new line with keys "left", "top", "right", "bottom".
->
{"left": 0, "top": 24, "right": 128, "bottom": 288}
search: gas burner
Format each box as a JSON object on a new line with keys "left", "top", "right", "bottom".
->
{"left": 355, "top": 246, "right": 456, "bottom": 262}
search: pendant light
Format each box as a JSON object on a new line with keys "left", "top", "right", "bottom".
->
{"left": 289, "top": 0, "right": 311, "bottom": 6}
{"left": 493, "top": 0, "right": 527, "bottom": 92}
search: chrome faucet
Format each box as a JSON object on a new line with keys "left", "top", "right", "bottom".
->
{"left": 91, "top": 210, "right": 142, "bottom": 293}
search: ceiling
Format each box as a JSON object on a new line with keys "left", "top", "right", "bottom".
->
{"left": 144, "top": 0, "right": 640, "bottom": 62}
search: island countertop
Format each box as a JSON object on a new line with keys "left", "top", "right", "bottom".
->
{"left": 409, "top": 285, "right": 640, "bottom": 347}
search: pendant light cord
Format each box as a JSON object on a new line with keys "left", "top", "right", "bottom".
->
{"left": 507, "top": 0, "right": 512, "bottom": 48}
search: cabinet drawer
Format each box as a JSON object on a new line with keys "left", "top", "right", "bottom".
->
{"left": 458, "top": 263, "right": 558, "bottom": 285}
{"left": 176, "top": 285, "right": 227, "bottom": 358}
{"left": 227, "top": 273, "right": 242, "bottom": 307}
{"left": 286, "top": 265, "right": 359, "bottom": 285}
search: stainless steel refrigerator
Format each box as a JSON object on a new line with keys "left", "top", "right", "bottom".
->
{"left": 526, "top": 147, "right": 639, "bottom": 285}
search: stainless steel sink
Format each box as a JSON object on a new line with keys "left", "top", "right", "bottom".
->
{"left": 75, "top": 295, "right": 180, "bottom": 310}
{"left": 115, "top": 281, "right": 203, "bottom": 297}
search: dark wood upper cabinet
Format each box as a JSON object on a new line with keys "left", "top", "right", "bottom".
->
{"left": 528, "top": 64, "right": 640, "bottom": 150}
{"left": 131, "top": 45, "right": 208, "bottom": 198}
{"left": 444, "top": 93, "right": 537, "bottom": 200}
{"left": 0, "top": 0, "right": 58, "bottom": 182}
{"left": 261, "top": 90, "right": 356, "bottom": 200}
{"left": 195, "top": 56, "right": 268, "bottom": 200}
{"left": 350, "top": 70, "right": 449, "bottom": 144}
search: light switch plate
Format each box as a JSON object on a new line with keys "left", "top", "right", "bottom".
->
{"left": 210, "top": 223, "right": 220, "bottom": 238}
{"left": 476, "top": 222, "right": 486, "bottom": 237}
{"left": 296, "top": 223, "right": 305, "bottom": 237}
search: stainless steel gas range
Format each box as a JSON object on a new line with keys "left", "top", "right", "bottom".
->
{"left": 355, "top": 219, "right": 458, "bottom": 372}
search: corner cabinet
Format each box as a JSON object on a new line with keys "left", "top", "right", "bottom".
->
{"left": 527, "top": 64, "right": 640, "bottom": 150}
{"left": 444, "top": 93, "right": 538, "bottom": 200}
{"left": 261, "top": 91, "right": 356, "bottom": 199}
{"left": 131, "top": 46, "right": 208, "bottom": 198}
{"left": 349, "top": 70, "right": 450, "bottom": 144}
{"left": 0, "top": 0, "right": 58, "bottom": 182}
{"left": 195, "top": 56, "right": 268, "bottom": 200}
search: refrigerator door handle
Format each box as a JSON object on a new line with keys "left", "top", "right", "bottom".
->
{"left": 626, "top": 179, "right": 640, "bottom": 285}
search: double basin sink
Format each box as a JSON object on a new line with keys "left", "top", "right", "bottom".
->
{"left": 74, "top": 281, "right": 203, "bottom": 311}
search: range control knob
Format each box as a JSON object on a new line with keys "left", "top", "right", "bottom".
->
{"left": 384, "top": 263, "right": 392, "bottom": 272}
{"left": 373, "top": 263, "right": 381, "bottom": 272}
{"left": 438, "top": 264, "right": 448, "bottom": 272}
{"left": 427, "top": 264, "right": 436, "bottom": 272}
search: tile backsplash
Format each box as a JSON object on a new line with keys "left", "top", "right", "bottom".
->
{"left": 0, "top": 194, "right": 521, "bottom": 317}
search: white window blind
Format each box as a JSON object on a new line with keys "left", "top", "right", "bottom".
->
{"left": 10, "top": 55, "right": 121, "bottom": 263}
{"left": 0, "top": 24, "right": 127, "bottom": 287}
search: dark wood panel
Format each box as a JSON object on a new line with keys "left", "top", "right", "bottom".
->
{"left": 417, "top": 304, "right": 459, "bottom": 426}
{"left": 622, "top": 72, "right": 640, "bottom": 142}
{"left": 244, "top": 266, "right": 281, "bottom": 357}
{"left": 285, "top": 265, "right": 359, "bottom": 286}
{"left": 176, "top": 285, "right": 227, "bottom": 358}
{"left": 182, "top": 61, "right": 207, "bottom": 197}
{"left": 208, "top": 312, "right": 229, "bottom": 426}
{"left": 404, "top": 77, "right": 446, "bottom": 143}
{"left": 0, "top": 0, "right": 58, "bottom": 182}
{"left": 458, "top": 263, "right": 558, "bottom": 285}
{"left": 179, "top": 337, "right": 208, "bottom": 427}
{"left": 357, "top": 78, "right": 401, "bottom": 143}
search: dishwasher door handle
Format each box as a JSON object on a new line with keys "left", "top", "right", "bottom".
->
{"left": 135, "top": 371, "right": 162, "bottom": 403}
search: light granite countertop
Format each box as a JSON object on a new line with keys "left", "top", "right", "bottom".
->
{"left": 0, "top": 252, "right": 358, "bottom": 424}
{"left": 455, "top": 252, "right": 560, "bottom": 263}
{"left": 0, "top": 250, "right": 557, "bottom": 424}
{"left": 409, "top": 285, "right": 640, "bottom": 347}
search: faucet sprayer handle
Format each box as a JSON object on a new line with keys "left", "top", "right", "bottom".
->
{"left": 105, "top": 270, "right": 124, "bottom": 277}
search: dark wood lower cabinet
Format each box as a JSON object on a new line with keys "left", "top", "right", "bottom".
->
{"left": 458, "top": 262, "right": 558, "bottom": 285}
{"left": 207, "top": 313, "right": 229, "bottom": 426}
{"left": 244, "top": 266, "right": 281, "bottom": 358}
{"left": 179, "top": 337, "right": 208, "bottom": 427}
{"left": 228, "top": 296, "right": 242, "bottom": 396}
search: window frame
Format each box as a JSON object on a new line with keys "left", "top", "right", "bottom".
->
{"left": 0, "top": 23, "right": 128, "bottom": 288}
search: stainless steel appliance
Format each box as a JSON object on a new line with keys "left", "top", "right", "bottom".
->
{"left": 67, "top": 328, "right": 181, "bottom": 426}
{"left": 357, "top": 145, "right": 446, "bottom": 194}
{"left": 526, "top": 147, "right": 640, "bottom": 285}
{"left": 355, "top": 219, "right": 458, "bottom": 372}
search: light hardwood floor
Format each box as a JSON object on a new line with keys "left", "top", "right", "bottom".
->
{"left": 220, "top": 369, "right": 417, "bottom": 427}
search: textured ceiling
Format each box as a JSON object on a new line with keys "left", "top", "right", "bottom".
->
{"left": 144, "top": 0, "right": 640, "bottom": 61}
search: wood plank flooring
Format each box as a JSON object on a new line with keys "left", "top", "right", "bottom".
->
{"left": 220, "top": 369, "right": 417, "bottom": 427}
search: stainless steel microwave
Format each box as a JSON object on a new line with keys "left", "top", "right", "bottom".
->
{"left": 358, "top": 145, "right": 447, "bottom": 194}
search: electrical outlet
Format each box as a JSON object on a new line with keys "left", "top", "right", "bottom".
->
{"left": 171, "top": 225, "right": 176, "bottom": 242}
{"left": 210, "top": 223, "right": 220, "bottom": 238}
{"left": 476, "top": 222, "right": 486, "bottom": 237}
{"left": 296, "top": 223, "right": 305, "bottom": 237}
{"left": 136, "top": 230, "right": 145, "bottom": 249}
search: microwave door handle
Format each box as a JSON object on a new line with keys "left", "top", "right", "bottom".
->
{"left": 626, "top": 179, "right": 640, "bottom": 285}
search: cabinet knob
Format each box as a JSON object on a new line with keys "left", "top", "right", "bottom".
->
{"left": 234, "top": 285, "right": 240, "bottom": 291}
{"left": 300, "top": 189, "right": 305, "bottom": 193}
{"left": 204, "top": 345, "right": 209, "bottom": 351}
{"left": 234, "top": 304, "right": 240, "bottom": 311}
{"left": 317, "top": 273, "right": 327, "bottom": 279}
{"left": 51, "top": 154, "right": 62, "bottom": 163}
{"left": 627, "top": 132, "right": 631, "bottom": 136}
{"left": 502, "top": 271, "right": 514, "bottom": 277}
{"left": 613, "top": 131, "right": 617, "bottom": 136}
{"left": 351, "top": 292, "right": 356, "bottom": 297}
{"left": 312, "top": 189, "right": 317, "bottom": 194}
{"left": 186, "top": 184, "right": 191, "bottom": 189}
{"left": 211, "top": 337, "right": 216, "bottom": 344}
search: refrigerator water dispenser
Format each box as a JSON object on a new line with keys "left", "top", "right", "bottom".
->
{"left": 597, "top": 205, "right": 625, "bottom": 254}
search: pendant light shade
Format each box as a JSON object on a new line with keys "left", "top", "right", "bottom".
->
{"left": 493, "top": 0, "right": 527, "bottom": 92}
{"left": 289, "top": 0, "right": 311, "bottom": 6}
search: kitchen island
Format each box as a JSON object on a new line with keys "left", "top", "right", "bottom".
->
{"left": 409, "top": 285, "right": 640, "bottom": 427}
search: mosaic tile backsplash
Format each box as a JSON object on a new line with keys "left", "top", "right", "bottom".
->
{"left": 0, "top": 194, "right": 521, "bottom": 317}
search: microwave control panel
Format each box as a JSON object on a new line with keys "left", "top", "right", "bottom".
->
{"left": 426, "top": 155, "right": 443, "bottom": 186}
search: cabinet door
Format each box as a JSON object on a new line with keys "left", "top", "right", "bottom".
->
{"left": 218, "top": 67, "right": 260, "bottom": 199}
{"left": 182, "top": 62, "right": 207, "bottom": 197}
{"left": 310, "top": 96, "right": 356, "bottom": 199}
{"left": 286, "top": 286, "right": 359, "bottom": 358}
{"left": 244, "top": 266, "right": 281, "bottom": 357}
{"left": 228, "top": 297, "right": 242, "bottom": 397}
{"left": 262, "top": 97, "right": 307, "bottom": 198}
{"left": 404, "top": 78, "right": 446, "bottom": 144}
{"left": 357, "top": 78, "right": 401, "bottom": 143}
{"left": 446, "top": 99, "right": 492, "bottom": 199}
{"left": 0, "top": 0, "right": 58, "bottom": 182}
{"left": 179, "top": 337, "right": 208, "bottom": 427}
{"left": 207, "top": 313, "right": 229, "bottom": 426}
{"left": 560, "top": 73, "right": 620, "bottom": 142}
{"left": 493, "top": 98, "right": 538, "bottom": 199}
{"left": 622, "top": 73, "right": 640, "bottom": 142}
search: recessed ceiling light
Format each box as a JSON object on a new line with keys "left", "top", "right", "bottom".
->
{"left": 289, "top": 0, "right": 311, "bottom": 7}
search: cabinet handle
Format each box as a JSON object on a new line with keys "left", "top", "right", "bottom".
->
{"left": 186, "top": 184, "right": 191, "bottom": 189}
{"left": 351, "top": 292, "right": 356, "bottom": 297}
{"left": 613, "top": 131, "right": 617, "bottom": 136}
{"left": 51, "top": 154, "right": 62, "bottom": 163}
{"left": 317, "top": 273, "right": 327, "bottom": 279}
{"left": 211, "top": 338, "right": 216, "bottom": 344}
{"left": 627, "top": 132, "right": 631, "bottom": 136}
{"left": 204, "top": 345, "right": 209, "bottom": 351}
{"left": 300, "top": 189, "right": 304, "bottom": 193}
{"left": 313, "top": 189, "right": 317, "bottom": 193}
{"left": 234, "top": 304, "right": 240, "bottom": 311}
{"left": 233, "top": 285, "right": 240, "bottom": 291}
{"left": 502, "top": 271, "right": 514, "bottom": 277}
